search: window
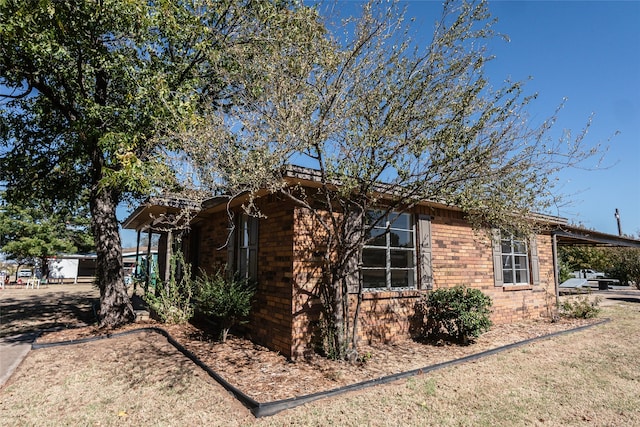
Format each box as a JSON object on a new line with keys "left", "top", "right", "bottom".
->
{"left": 362, "top": 211, "right": 416, "bottom": 290}
{"left": 501, "top": 235, "right": 530, "bottom": 285}
{"left": 233, "top": 213, "right": 258, "bottom": 282}
{"left": 492, "top": 230, "right": 540, "bottom": 287}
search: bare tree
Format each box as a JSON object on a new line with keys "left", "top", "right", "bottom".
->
{"left": 170, "top": 0, "right": 601, "bottom": 359}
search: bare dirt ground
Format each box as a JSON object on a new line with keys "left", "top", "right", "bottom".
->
{"left": 1, "top": 284, "right": 639, "bottom": 425}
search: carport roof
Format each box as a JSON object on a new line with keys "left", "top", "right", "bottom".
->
{"left": 553, "top": 226, "right": 640, "bottom": 248}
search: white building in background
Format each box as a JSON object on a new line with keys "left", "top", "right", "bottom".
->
{"left": 46, "top": 248, "right": 157, "bottom": 285}
{"left": 47, "top": 254, "right": 97, "bottom": 284}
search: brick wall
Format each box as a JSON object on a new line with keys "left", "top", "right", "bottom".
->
{"left": 190, "top": 200, "right": 556, "bottom": 359}
{"left": 425, "top": 205, "right": 556, "bottom": 324}
{"left": 289, "top": 204, "right": 556, "bottom": 358}
{"left": 190, "top": 195, "right": 297, "bottom": 357}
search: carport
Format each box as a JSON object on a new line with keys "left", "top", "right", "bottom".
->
{"left": 551, "top": 226, "right": 640, "bottom": 299}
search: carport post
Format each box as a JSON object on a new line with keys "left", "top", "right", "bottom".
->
{"left": 552, "top": 232, "right": 559, "bottom": 303}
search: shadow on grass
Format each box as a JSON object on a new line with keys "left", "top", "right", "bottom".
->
{"left": 0, "top": 289, "right": 98, "bottom": 338}
{"left": 607, "top": 297, "right": 640, "bottom": 304}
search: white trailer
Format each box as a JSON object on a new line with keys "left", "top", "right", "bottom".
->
{"left": 47, "top": 255, "right": 96, "bottom": 284}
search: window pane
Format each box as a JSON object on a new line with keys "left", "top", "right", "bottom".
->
{"left": 388, "top": 212, "right": 410, "bottom": 230}
{"left": 513, "top": 240, "right": 527, "bottom": 254}
{"left": 390, "top": 250, "right": 413, "bottom": 268}
{"left": 366, "top": 210, "right": 385, "bottom": 226}
{"left": 362, "top": 249, "right": 386, "bottom": 267}
{"left": 389, "top": 230, "right": 414, "bottom": 248}
{"left": 362, "top": 269, "right": 386, "bottom": 288}
{"left": 501, "top": 239, "right": 512, "bottom": 253}
{"left": 502, "top": 255, "right": 512, "bottom": 268}
{"left": 514, "top": 255, "right": 528, "bottom": 269}
{"left": 515, "top": 269, "right": 529, "bottom": 284}
{"left": 391, "top": 270, "right": 413, "bottom": 288}
{"left": 366, "top": 228, "right": 387, "bottom": 246}
{"left": 503, "top": 270, "right": 514, "bottom": 284}
{"left": 239, "top": 250, "right": 248, "bottom": 277}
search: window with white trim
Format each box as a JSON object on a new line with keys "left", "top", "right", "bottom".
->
{"left": 501, "top": 235, "right": 530, "bottom": 285}
{"left": 362, "top": 211, "right": 416, "bottom": 289}
{"left": 492, "top": 230, "right": 540, "bottom": 287}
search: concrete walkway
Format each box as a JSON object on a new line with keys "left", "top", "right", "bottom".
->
{"left": 0, "top": 332, "right": 39, "bottom": 387}
{"left": 0, "top": 284, "right": 100, "bottom": 388}
{"left": 0, "top": 284, "right": 148, "bottom": 389}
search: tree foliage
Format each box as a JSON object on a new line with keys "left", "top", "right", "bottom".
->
{"left": 0, "top": 194, "right": 93, "bottom": 277}
{"left": 558, "top": 245, "right": 609, "bottom": 272}
{"left": 0, "top": 0, "right": 319, "bottom": 327}
{"left": 604, "top": 248, "right": 640, "bottom": 288}
{"left": 170, "top": 0, "right": 601, "bottom": 359}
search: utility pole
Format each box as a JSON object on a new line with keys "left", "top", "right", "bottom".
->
{"left": 614, "top": 208, "right": 622, "bottom": 236}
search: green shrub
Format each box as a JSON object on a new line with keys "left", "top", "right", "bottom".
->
{"left": 414, "top": 285, "right": 492, "bottom": 344}
{"left": 193, "top": 270, "right": 256, "bottom": 342}
{"left": 145, "top": 252, "right": 194, "bottom": 324}
{"left": 559, "top": 295, "right": 601, "bottom": 319}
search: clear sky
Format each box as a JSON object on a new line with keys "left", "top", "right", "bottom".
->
{"left": 120, "top": 0, "right": 640, "bottom": 246}
{"left": 399, "top": 0, "right": 640, "bottom": 236}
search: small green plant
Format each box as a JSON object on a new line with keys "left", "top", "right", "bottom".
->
{"left": 559, "top": 295, "right": 601, "bottom": 319}
{"left": 145, "top": 252, "right": 194, "bottom": 324}
{"left": 193, "top": 270, "right": 256, "bottom": 342}
{"left": 414, "top": 285, "right": 493, "bottom": 344}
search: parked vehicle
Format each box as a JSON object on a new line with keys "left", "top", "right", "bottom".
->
{"left": 17, "top": 269, "right": 33, "bottom": 278}
{"left": 572, "top": 269, "right": 605, "bottom": 280}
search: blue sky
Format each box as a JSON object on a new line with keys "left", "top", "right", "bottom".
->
{"left": 399, "top": 0, "right": 640, "bottom": 236}
{"left": 121, "top": 0, "right": 640, "bottom": 246}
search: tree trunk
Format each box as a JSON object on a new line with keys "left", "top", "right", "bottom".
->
{"left": 90, "top": 185, "right": 134, "bottom": 328}
{"left": 324, "top": 206, "right": 364, "bottom": 361}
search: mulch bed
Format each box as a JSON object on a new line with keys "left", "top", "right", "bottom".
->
{"left": 36, "top": 315, "right": 599, "bottom": 402}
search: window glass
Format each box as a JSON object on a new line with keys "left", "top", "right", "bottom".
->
{"left": 390, "top": 250, "right": 413, "bottom": 268}
{"left": 362, "top": 248, "right": 386, "bottom": 267}
{"left": 365, "top": 210, "right": 385, "bottom": 226}
{"left": 500, "top": 235, "right": 529, "bottom": 285}
{"left": 362, "top": 211, "right": 415, "bottom": 290}
{"left": 388, "top": 212, "right": 410, "bottom": 230}
{"left": 362, "top": 269, "right": 386, "bottom": 289}
{"left": 237, "top": 213, "right": 258, "bottom": 282}
{"left": 389, "top": 230, "right": 414, "bottom": 248}
{"left": 503, "top": 270, "right": 513, "bottom": 284}
{"left": 391, "top": 270, "right": 414, "bottom": 288}
{"left": 366, "top": 228, "right": 387, "bottom": 246}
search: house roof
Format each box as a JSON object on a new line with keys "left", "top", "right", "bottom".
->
{"left": 122, "top": 166, "right": 640, "bottom": 249}
{"left": 122, "top": 195, "right": 201, "bottom": 231}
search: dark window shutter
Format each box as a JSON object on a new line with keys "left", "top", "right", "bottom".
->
{"left": 529, "top": 235, "right": 540, "bottom": 285}
{"left": 418, "top": 214, "right": 433, "bottom": 290}
{"left": 492, "top": 229, "right": 504, "bottom": 287}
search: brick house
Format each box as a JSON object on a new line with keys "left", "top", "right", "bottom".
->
{"left": 123, "top": 167, "right": 638, "bottom": 359}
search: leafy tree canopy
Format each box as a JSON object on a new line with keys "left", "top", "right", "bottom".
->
{"left": 0, "top": 193, "right": 93, "bottom": 274}
{"left": 0, "top": 0, "right": 323, "bottom": 326}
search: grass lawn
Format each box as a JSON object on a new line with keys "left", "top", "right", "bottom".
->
{"left": 0, "top": 288, "right": 639, "bottom": 426}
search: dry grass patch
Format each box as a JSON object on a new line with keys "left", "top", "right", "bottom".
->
{"left": 253, "top": 304, "right": 640, "bottom": 427}
{"left": 1, "top": 285, "right": 639, "bottom": 425}
{"left": 1, "top": 332, "right": 253, "bottom": 426}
